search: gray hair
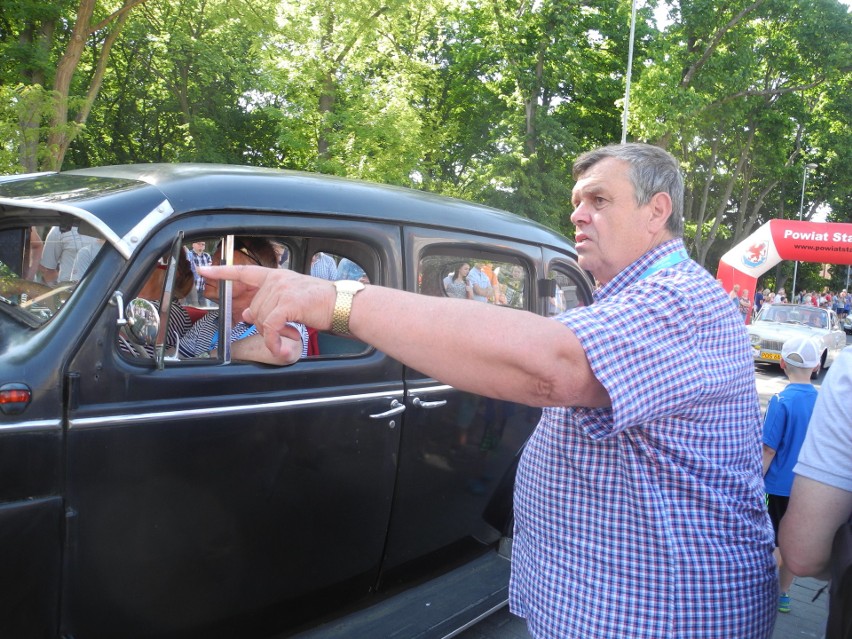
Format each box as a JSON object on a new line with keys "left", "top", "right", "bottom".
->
{"left": 572, "top": 143, "right": 684, "bottom": 237}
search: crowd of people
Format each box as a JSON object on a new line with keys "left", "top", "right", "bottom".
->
{"left": 753, "top": 286, "right": 850, "bottom": 319}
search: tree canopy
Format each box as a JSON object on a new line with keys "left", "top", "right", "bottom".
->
{"left": 1, "top": 0, "right": 850, "bottom": 276}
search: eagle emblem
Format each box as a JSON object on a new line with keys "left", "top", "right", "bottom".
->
{"left": 741, "top": 241, "right": 768, "bottom": 268}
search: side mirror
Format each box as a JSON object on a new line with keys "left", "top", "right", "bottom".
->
{"left": 125, "top": 298, "right": 160, "bottom": 346}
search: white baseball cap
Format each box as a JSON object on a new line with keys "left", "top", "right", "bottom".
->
{"left": 781, "top": 336, "right": 820, "bottom": 369}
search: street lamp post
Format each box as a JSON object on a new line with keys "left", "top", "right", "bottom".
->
{"left": 791, "top": 162, "right": 818, "bottom": 301}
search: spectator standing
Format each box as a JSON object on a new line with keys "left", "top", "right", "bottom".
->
{"left": 24, "top": 228, "right": 44, "bottom": 280}
{"left": 834, "top": 290, "right": 848, "bottom": 320}
{"left": 310, "top": 252, "right": 337, "bottom": 281}
{"left": 443, "top": 262, "right": 474, "bottom": 299}
{"left": 762, "top": 336, "right": 821, "bottom": 613}
{"left": 467, "top": 262, "right": 494, "bottom": 302}
{"left": 740, "top": 288, "right": 752, "bottom": 322}
{"left": 202, "top": 142, "right": 777, "bottom": 639}
{"left": 729, "top": 283, "right": 741, "bottom": 310}
{"left": 39, "top": 225, "right": 97, "bottom": 284}
{"left": 780, "top": 346, "right": 852, "bottom": 634}
{"left": 754, "top": 288, "right": 765, "bottom": 315}
{"left": 186, "top": 241, "right": 212, "bottom": 306}
{"left": 336, "top": 257, "right": 369, "bottom": 283}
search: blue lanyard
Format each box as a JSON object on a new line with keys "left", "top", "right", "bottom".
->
{"left": 638, "top": 248, "right": 689, "bottom": 280}
{"left": 209, "top": 323, "right": 257, "bottom": 350}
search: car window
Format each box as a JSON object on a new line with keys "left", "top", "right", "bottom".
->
{"left": 546, "top": 268, "right": 585, "bottom": 315}
{"left": 418, "top": 253, "right": 528, "bottom": 309}
{"left": 309, "top": 251, "right": 371, "bottom": 284}
{"left": 118, "top": 236, "right": 373, "bottom": 364}
{"left": 1, "top": 223, "right": 106, "bottom": 330}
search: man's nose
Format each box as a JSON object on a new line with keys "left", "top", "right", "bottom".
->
{"left": 569, "top": 204, "right": 587, "bottom": 225}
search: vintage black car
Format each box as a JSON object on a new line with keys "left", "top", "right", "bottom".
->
{"left": 0, "top": 165, "right": 592, "bottom": 639}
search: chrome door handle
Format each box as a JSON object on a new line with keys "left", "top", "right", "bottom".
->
{"left": 370, "top": 399, "right": 406, "bottom": 419}
{"left": 412, "top": 397, "right": 447, "bottom": 409}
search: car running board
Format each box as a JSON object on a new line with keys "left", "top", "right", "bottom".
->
{"left": 292, "top": 545, "right": 512, "bottom": 639}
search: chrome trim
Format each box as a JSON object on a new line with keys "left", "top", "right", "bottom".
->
{"left": 0, "top": 196, "right": 129, "bottom": 258}
{"left": 70, "top": 389, "right": 405, "bottom": 430}
{"left": 0, "top": 171, "right": 53, "bottom": 184}
{"left": 413, "top": 384, "right": 454, "bottom": 394}
{"left": 118, "top": 199, "right": 175, "bottom": 258}
{"left": 0, "top": 419, "right": 61, "bottom": 432}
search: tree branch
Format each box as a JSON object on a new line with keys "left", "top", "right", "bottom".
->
{"left": 681, "top": 0, "right": 768, "bottom": 87}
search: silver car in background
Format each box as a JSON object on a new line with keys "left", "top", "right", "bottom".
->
{"left": 748, "top": 303, "right": 847, "bottom": 376}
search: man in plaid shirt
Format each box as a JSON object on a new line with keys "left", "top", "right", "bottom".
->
{"left": 201, "top": 143, "right": 777, "bottom": 638}
{"left": 186, "top": 241, "right": 212, "bottom": 305}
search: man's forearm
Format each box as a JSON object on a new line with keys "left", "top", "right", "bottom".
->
{"left": 347, "top": 284, "right": 608, "bottom": 408}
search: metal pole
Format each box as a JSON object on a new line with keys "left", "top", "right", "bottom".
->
{"left": 621, "top": 0, "right": 638, "bottom": 144}
{"left": 791, "top": 162, "right": 818, "bottom": 300}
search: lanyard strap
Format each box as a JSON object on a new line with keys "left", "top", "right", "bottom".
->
{"left": 209, "top": 323, "right": 257, "bottom": 350}
{"left": 638, "top": 248, "right": 689, "bottom": 280}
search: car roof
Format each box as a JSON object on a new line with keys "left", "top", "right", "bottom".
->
{"left": 0, "top": 164, "right": 576, "bottom": 259}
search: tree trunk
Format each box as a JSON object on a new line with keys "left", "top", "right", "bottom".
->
{"left": 41, "top": 0, "right": 149, "bottom": 171}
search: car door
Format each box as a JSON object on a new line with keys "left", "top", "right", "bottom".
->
{"left": 378, "top": 226, "right": 590, "bottom": 581}
{"left": 61, "top": 214, "right": 404, "bottom": 638}
{"left": 827, "top": 310, "right": 846, "bottom": 365}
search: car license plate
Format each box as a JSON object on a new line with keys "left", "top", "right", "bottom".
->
{"left": 760, "top": 352, "right": 781, "bottom": 361}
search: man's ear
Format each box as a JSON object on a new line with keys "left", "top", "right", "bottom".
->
{"left": 647, "top": 191, "right": 673, "bottom": 232}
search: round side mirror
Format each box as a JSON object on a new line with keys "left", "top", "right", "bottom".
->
{"left": 125, "top": 298, "right": 160, "bottom": 346}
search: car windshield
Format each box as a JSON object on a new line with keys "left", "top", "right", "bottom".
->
{"left": 0, "top": 223, "right": 105, "bottom": 334}
{"left": 759, "top": 305, "right": 827, "bottom": 328}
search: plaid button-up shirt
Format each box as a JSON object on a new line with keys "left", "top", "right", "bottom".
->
{"left": 510, "top": 238, "right": 777, "bottom": 638}
{"left": 188, "top": 249, "right": 213, "bottom": 291}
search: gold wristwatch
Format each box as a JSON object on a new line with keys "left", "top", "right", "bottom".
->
{"left": 331, "top": 280, "right": 366, "bottom": 335}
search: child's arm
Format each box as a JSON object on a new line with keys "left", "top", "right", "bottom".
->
{"left": 762, "top": 444, "right": 776, "bottom": 476}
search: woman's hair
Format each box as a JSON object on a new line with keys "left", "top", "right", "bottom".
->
{"left": 210, "top": 236, "right": 278, "bottom": 269}
{"left": 449, "top": 262, "right": 470, "bottom": 281}
{"left": 572, "top": 143, "right": 684, "bottom": 237}
{"left": 235, "top": 237, "right": 278, "bottom": 269}
{"left": 174, "top": 250, "right": 194, "bottom": 298}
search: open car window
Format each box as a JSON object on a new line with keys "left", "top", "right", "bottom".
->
{"left": 117, "top": 235, "right": 373, "bottom": 364}
{"left": 0, "top": 223, "right": 105, "bottom": 330}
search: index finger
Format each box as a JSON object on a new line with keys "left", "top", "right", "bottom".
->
{"left": 198, "top": 264, "right": 268, "bottom": 286}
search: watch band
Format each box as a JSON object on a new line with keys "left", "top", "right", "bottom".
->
{"left": 331, "top": 280, "right": 365, "bottom": 335}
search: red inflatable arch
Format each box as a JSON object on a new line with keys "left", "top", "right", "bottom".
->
{"left": 716, "top": 220, "right": 852, "bottom": 321}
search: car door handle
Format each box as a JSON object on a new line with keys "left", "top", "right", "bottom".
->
{"left": 412, "top": 397, "right": 447, "bottom": 409}
{"left": 369, "top": 399, "right": 406, "bottom": 419}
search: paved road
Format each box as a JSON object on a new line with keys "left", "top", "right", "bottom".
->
{"left": 457, "top": 344, "right": 852, "bottom": 639}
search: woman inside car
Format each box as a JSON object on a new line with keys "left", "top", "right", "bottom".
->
{"left": 177, "top": 237, "right": 308, "bottom": 365}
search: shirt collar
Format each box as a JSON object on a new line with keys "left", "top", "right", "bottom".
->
{"left": 593, "top": 238, "right": 688, "bottom": 302}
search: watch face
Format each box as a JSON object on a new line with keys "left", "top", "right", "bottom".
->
{"left": 337, "top": 279, "right": 365, "bottom": 293}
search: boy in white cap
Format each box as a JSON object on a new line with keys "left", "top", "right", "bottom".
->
{"left": 762, "top": 335, "right": 821, "bottom": 613}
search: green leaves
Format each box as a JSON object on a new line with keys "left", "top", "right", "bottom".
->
{"left": 1, "top": 0, "right": 848, "bottom": 264}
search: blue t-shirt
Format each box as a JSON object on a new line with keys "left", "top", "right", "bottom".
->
{"left": 762, "top": 382, "right": 818, "bottom": 496}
